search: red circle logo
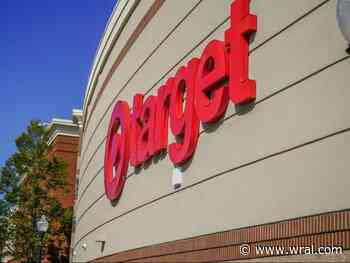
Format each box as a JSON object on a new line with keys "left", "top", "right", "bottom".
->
{"left": 104, "top": 100, "right": 130, "bottom": 201}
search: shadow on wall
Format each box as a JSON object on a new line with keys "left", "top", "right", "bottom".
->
{"left": 109, "top": 100, "right": 255, "bottom": 203}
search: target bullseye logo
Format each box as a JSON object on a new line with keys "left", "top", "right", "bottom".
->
{"left": 104, "top": 0, "right": 257, "bottom": 201}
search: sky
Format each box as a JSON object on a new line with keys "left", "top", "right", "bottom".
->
{"left": 0, "top": 0, "right": 116, "bottom": 167}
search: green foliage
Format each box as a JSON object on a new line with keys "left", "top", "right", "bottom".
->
{"left": 0, "top": 120, "right": 73, "bottom": 262}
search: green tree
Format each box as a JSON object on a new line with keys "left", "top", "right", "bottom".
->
{"left": 0, "top": 120, "right": 73, "bottom": 263}
{"left": 0, "top": 156, "right": 20, "bottom": 262}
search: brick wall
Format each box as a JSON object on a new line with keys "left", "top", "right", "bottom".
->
{"left": 48, "top": 135, "right": 79, "bottom": 208}
{"left": 73, "top": 0, "right": 350, "bottom": 261}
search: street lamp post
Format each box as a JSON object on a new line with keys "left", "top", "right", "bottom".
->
{"left": 36, "top": 215, "right": 49, "bottom": 263}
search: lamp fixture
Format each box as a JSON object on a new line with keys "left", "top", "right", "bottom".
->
{"left": 336, "top": 0, "right": 350, "bottom": 53}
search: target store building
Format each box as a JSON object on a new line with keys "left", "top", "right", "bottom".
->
{"left": 71, "top": 0, "right": 350, "bottom": 262}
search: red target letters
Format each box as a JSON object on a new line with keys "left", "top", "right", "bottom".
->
{"left": 104, "top": 0, "right": 257, "bottom": 201}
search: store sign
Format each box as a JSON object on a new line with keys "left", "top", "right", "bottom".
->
{"left": 104, "top": 0, "right": 257, "bottom": 201}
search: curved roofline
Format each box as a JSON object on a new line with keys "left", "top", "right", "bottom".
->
{"left": 82, "top": 0, "right": 139, "bottom": 129}
{"left": 82, "top": 0, "right": 122, "bottom": 116}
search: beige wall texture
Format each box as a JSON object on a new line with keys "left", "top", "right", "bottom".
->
{"left": 72, "top": 0, "right": 350, "bottom": 262}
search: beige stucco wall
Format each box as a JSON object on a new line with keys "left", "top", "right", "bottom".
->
{"left": 72, "top": 0, "right": 350, "bottom": 262}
